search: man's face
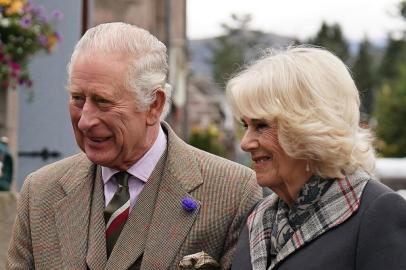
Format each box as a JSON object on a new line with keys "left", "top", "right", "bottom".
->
{"left": 68, "top": 52, "right": 158, "bottom": 170}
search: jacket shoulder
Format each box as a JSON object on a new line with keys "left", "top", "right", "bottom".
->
{"left": 28, "top": 153, "right": 90, "bottom": 180}
{"left": 356, "top": 180, "right": 406, "bottom": 269}
{"left": 190, "top": 145, "right": 255, "bottom": 177}
{"left": 23, "top": 153, "right": 92, "bottom": 194}
{"left": 360, "top": 179, "right": 396, "bottom": 206}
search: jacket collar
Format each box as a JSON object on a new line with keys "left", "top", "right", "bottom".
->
{"left": 248, "top": 170, "right": 370, "bottom": 270}
{"left": 54, "top": 154, "right": 97, "bottom": 269}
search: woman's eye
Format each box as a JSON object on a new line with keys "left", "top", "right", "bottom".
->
{"left": 241, "top": 122, "right": 248, "bottom": 130}
{"left": 256, "top": 122, "right": 269, "bottom": 130}
{"left": 97, "top": 99, "right": 110, "bottom": 104}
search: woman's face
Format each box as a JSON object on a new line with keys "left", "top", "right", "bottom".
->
{"left": 240, "top": 117, "right": 306, "bottom": 193}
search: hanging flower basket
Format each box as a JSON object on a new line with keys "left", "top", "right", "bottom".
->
{"left": 0, "top": 0, "right": 62, "bottom": 90}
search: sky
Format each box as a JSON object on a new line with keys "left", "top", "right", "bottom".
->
{"left": 187, "top": 0, "right": 405, "bottom": 42}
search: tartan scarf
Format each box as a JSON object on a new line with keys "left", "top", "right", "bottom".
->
{"left": 247, "top": 170, "right": 370, "bottom": 270}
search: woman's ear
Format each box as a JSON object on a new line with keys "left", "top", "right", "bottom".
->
{"left": 146, "top": 89, "right": 166, "bottom": 125}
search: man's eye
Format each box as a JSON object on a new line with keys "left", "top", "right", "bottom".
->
{"left": 71, "top": 95, "right": 84, "bottom": 102}
{"left": 96, "top": 98, "right": 112, "bottom": 107}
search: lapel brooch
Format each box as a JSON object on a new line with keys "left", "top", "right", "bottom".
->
{"left": 182, "top": 196, "right": 198, "bottom": 212}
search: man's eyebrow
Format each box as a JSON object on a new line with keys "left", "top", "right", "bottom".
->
{"left": 68, "top": 89, "right": 81, "bottom": 94}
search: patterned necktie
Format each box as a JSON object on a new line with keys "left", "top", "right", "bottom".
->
{"left": 104, "top": 171, "right": 131, "bottom": 257}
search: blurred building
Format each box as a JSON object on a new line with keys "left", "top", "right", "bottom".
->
{"left": 187, "top": 76, "right": 224, "bottom": 129}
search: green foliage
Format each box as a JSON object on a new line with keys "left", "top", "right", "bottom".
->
{"left": 308, "top": 22, "right": 349, "bottom": 62}
{"left": 211, "top": 35, "right": 244, "bottom": 88}
{"left": 352, "top": 38, "right": 377, "bottom": 116}
{"left": 0, "top": 0, "right": 62, "bottom": 89}
{"left": 372, "top": 2, "right": 406, "bottom": 157}
{"left": 210, "top": 14, "right": 263, "bottom": 88}
{"left": 374, "top": 63, "right": 406, "bottom": 157}
{"left": 189, "top": 125, "right": 227, "bottom": 157}
{"left": 378, "top": 38, "right": 406, "bottom": 82}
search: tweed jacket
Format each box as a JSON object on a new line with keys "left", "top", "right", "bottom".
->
{"left": 231, "top": 179, "right": 406, "bottom": 270}
{"left": 6, "top": 123, "right": 262, "bottom": 270}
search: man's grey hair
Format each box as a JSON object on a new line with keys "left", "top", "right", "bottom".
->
{"left": 67, "top": 22, "right": 172, "bottom": 119}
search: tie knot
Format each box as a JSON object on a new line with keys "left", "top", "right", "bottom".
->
{"left": 115, "top": 171, "right": 130, "bottom": 187}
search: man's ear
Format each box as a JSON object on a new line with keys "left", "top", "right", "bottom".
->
{"left": 146, "top": 89, "right": 166, "bottom": 126}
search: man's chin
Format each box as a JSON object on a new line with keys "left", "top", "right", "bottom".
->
{"left": 84, "top": 150, "right": 114, "bottom": 167}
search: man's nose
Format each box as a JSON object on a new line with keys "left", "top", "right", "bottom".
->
{"left": 77, "top": 101, "right": 99, "bottom": 132}
{"left": 240, "top": 130, "right": 258, "bottom": 152}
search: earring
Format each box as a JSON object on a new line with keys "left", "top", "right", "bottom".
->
{"left": 305, "top": 162, "right": 310, "bottom": 172}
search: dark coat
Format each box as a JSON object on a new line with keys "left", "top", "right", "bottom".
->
{"left": 232, "top": 180, "right": 406, "bottom": 270}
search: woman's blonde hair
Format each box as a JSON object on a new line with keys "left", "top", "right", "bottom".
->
{"left": 226, "top": 46, "right": 375, "bottom": 178}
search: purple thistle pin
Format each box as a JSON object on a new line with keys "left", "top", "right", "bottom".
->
{"left": 182, "top": 197, "right": 197, "bottom": 212}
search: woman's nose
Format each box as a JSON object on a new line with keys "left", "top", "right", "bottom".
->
{"left": 240, "top": 130, "right": 258, "bottom": 152}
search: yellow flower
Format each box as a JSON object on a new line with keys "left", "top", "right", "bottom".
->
{"left": 47, "top": 34, "right": 59, "bottom": 52}
{"left": 207, "top": 124, "right": 219, "bottom": 137}
{"left": 5, "top": 0, "right": 25, "bottom": 15}
{"left": 191, "top": 126, "right": 202, "bottom": 135}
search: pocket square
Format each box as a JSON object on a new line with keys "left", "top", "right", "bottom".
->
{"left": 179, "top": 251, "right": 220, "bottom": 269}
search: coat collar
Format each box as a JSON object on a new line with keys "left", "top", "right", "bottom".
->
{"left": 248, "top": 170, "right": 370, "bottom": 270}
{"left": 54, "top": 154, "right": 97, "bottom": 269}
{"left": 86, "top": 166, "right": 108, "bottom": 269}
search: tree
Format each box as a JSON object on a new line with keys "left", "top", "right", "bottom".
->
{"left": 210, "top": 14, "right": 264, "bottom": 88}
{"left": 374, "top": 63, "right": 406, "bottom": 157}
{"left": 308, "top": 22, "right": 350, "bottom": 62}
{"left": 379, "top": 37, "right": 406, "bottom": 82}
{"left": 352, "top": 38, "right": 377, "bottom": 116}
{"left": 373, "top": 1, "right": 406, "bottom": 157}
{"left": 211, "top": 35, "right": 244, "bottom": 88}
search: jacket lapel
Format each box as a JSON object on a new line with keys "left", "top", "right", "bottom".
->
{"left": 54, "top": 154, "right": 95, "bottom": 270}
{"left": 140, "top": 123, "right": 203, "bottom": 270}
{"left": 105, "top": 149, "right": 168, "bottom": 270}
{"left": 86, "top": 166, "right": 108, "bottom": 270}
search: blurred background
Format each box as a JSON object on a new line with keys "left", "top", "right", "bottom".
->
{"left": 1, "top": 0, "right": 406, "bottom": 264}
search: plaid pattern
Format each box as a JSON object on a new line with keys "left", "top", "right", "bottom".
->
{"left": 269, "top": 176, "right": 333, "bottom": 260}
{"left": 7, "top": 122, "right": 262, "bottom": 270}
{"left": 247, "top": 170, "right": 370, "bottom": 270}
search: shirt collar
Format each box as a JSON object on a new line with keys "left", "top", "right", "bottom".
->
{"left": 101, "top": 126, "right": 167, "bottom": 184}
